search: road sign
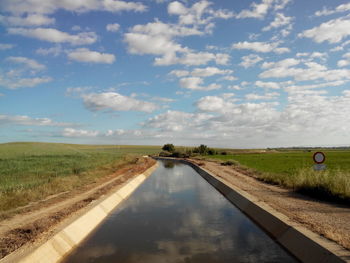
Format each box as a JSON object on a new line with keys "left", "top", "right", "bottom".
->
{"left": 313, "top": 164, "right": 326, "bottom": 171}
{"left": 313, "top": 152, "right": 325, "bottom": 164}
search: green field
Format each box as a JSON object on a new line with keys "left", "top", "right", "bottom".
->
{"left": 0, "top": 142, "right": 160, "bottom": 213}
{"left": 205, "top": 150, "right": 350, "bottom": 202}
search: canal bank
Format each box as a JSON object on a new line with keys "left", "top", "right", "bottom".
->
{"left": 155, "top": 157, "right": 349, "bottom": 263}
{"left": 0, "top": 160, "right": 158, "bottom": 263}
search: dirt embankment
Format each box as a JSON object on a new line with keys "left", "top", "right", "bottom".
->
{"left": 0, "top": 157, "right": 156, "bottom": 260}
{"left": 189, "top": 158, "right": 350, "bottom": 251}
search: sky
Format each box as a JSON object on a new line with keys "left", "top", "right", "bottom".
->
{"left": 1, "top": 0, "right": 350, "bottom": 148}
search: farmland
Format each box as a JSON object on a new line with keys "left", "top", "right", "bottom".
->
{"left": 0, "top": 142, "right": 160, "bottom": 213}
{"left": 204, "top": 150, "right": 350, "bottom": 201}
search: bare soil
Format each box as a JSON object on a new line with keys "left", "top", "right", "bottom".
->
{"left": 0, "top": 157, "right": 156, "bottom": 259}
{"left": 189, "top": 158, "right": 350, "bottom": 251}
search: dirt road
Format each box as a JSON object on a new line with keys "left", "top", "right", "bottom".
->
{"left": 0, "top": 157, "right": 156, "bottom": 259}
{"left": 189, "top": 158, "right": 350, "bottom": 251}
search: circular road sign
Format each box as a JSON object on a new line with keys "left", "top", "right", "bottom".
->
{"left": 313, "top": 152, "right": 326, "bottom": 164}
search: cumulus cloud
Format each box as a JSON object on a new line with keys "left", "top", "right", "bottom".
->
{"left": 0, "top": 75, "right": 52, "bottom": 89}
{"left": 67, "top": 48, "right": 115, "bottom": 64}
{"left": 236, "top": 0, "right": 291, "bottom": 19}
{"left": 0, "top": 0, "right": 147, "bottom": 15}
{"left": 179, "top": 77, "right": 221, "bottom": 91}
{"left": 255, "top": 80, "right": 281, "bottom": 89}
{"left": 260, "top": 58, "right": 350, "bottom": 82}
{"left": 0, "top": 114, "right": 73, "bottom": 127}
{"left": 124, "top": 5, "right": 232, "bottom": 66}
{"left": 245, "top": 92, "right": 280, "bottom": 100}
{"left": 0, "top": 14, "right": 54, "bottom": 26}
{"left": 8, "top": 27, "right": 97, "bottom": 45}
{"left": 106, "top": 23, "right": 120, "bottom": 32}
{"left": 62, "top": 128, "right": 99, "bottom": 137}
{"left": 82, "top": 92, "right": 157, "bottom": 113}
{"left": 337, "top": 52, "right": 350, "bottom": 67}
{"left": 262, "top": 13, "right": 292, "bottom": 31}
{"left": 36, "top": 46, "right": 63, "bottom": 56}
{"left": 240, "top": 54, "right": 263, "bottom": 68}
{"left": 299, "top": 17, "right": 350, "bottom": 44}
{"left": 315, "top": 3, "right": 350, "bottom": 16}
{"left": 6, "top": 56, "right": 46, "bottom": 71}
{"left": 232, "top": 41, "right": 290, "bottom": 54}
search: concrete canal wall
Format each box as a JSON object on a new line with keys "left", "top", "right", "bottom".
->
{"left": 1, "top": 162, "right": 158, "bottom": 263}
{"left": 155, "top": 157, "right": 349, "bottom": 263}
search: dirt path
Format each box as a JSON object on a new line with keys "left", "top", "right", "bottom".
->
{"left": 0, "top": 157, "right": 156, "bottom": 259}
{"left": 189, "top": 158, "right": 350, "bottom": 251}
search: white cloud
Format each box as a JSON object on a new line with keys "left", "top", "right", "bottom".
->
{"left": 315, "top": 3, "right": 350, "bottom": 16}
{"left": 260, "top": 58, "right": 350, "bottom": 82}
{"left": 191, "top": 67, "right": 233, "bottom": 77}
{"left": 284, "top": 80, "right": 347, "bottom": 92}
{"left": 36, "top": 46, "right": 63, "bottom": 56}
{"left": 240, "top": 54, "right": 263, "bottom": 68}
{"left": 0, "top": 0, "right": 147, "bottom": 15}
{"left": 169, "top": 69, "right": 189, "bottom": 77}
{"left": 0, "top": 75, "right": 52, "bottom": 89}
{"left": 228, "top": 85, "right": 241, "bottom": 90}
{"left": 255, "top": 80, "right": 281, "bottom": 89}
{"left": 236, "top": 0, "right": 291, "bottom": 19}
{"left": 6, "top": 56, "right": 46, "bottom": 71}
{"left": 168, "top": 0, "right": 234, "bottom": 26}
{"left": 0, "top": 114, "right": 73, "bottom": 127}
{"left": 245, "top": 92, "right": 280, "bottom": 100}
{"left": 337, "top": 52, "right": 350, "bottom": 67}
{"left": 106, "top": 23, "right": 120, "bottom": 32}
{"left": 68, "top": 48, "right": 115, "bottom": 64}
{"left": 62, "top": 128, "right": 99, "bottom": 137}
{"left": 232, "top": 41, "right": 290, "bottom": 53}
{"left": 262, "top": 13, "right": 292, "bottom": 31}
{"left": 124, "top": 8, "right": 232, "bottom": 66}
{"left": 0, "top": 14, "right": 55, "bottom": 26}
{"left": 8, "top": 28, "right": 97, "bottom": 45}
{"left": 179, "top": 77, "right": 221, "bottom": 91}
{"left": 299, "top": 17, "right": 350, "bottom": 44}
{"left": 82, "top": 92, "right": 157, "bottom": 113}
{"left": 0, "top": 43, "right": 14, "bottom": 50}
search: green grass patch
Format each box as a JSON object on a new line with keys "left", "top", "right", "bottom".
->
{"left": 0, "top": 142, "right": 160, "bottom": 212}
{"left": 205, "top": 151, "right": 350, "bottom": 202}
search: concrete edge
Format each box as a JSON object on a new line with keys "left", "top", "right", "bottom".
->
{"left": 155, "top": 157, "right": 350, "bottom": 263}
{"left": 1, "top": 161, "right": 158, "bottom": 263}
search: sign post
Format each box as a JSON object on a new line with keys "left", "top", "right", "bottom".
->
{"left": 313, "top": 152, "right": 326, "bottom": 171}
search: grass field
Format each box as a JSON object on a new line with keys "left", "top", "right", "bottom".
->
{"left": 0, "top": 142, "right": 160, "bottom": 212}
{"left": 205, "top": 150, "right": 350, "bottom": 202}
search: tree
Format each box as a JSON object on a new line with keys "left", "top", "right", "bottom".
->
{"left": 162, "top": 143, "right": 175, "bottom": 153}
{"left": 193, "top": 144, "right": 208, "bottom": 155}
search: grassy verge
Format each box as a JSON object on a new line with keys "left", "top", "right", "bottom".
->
{"left": 203, "top": 151, "right": 350, "bottom": 202}
{"left": 0, "top": 142, "right": 160, "bottom": 212}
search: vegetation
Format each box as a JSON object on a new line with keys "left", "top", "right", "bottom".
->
{"left": 205, "top": 151, "right": 350, "bottom": 202}
{"left": 162, "top": 143, "right": 175, "bottom": 153}
{"left": 0, "top": 142, "right": 160, "bottom": 212}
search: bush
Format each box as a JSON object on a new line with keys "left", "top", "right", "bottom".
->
{"left": 207, "top": 148, "right": 216, "bottom": 155}
{"left": 159, "top": 151, "right": 171, "bottom": 157}
{"left": 171, "top": 151, "right": 189, "bottom": 158}
{"left": 162, "top": 144, "right": 175, "bottom": 153}
{"left": 221, "top": 151, "right": 227, "bottom": 155}
{"left": 221, "top": 160, "right": 238, "bottom": 166}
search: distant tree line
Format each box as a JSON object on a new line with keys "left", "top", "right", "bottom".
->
{"left": 160, "top": 143, "right": 226, "bottom": 158}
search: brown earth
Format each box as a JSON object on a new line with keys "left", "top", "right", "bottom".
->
{"left": 0, "top": 157, "right": 156, "bottom": 260}
{"left": 189, "top": 158, "right": 350, "bottom": 251}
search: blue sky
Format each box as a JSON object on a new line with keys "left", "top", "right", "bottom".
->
{"left": 1, "top": 0, "right": 350, "bottom": 148}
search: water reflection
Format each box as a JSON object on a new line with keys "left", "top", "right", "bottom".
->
{"left": 63, "top": 161, "right": 296, "bottom": 263}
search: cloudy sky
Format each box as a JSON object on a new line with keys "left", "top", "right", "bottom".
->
{"left": 1, "top": 0, "right": 350, "bottom": 148}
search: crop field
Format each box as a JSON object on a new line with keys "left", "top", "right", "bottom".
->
{"left": 206, "top": 150, "right": 350, "bottom": 202}
{"left": 0, "top": 142, "right": 160, "bottom": 213}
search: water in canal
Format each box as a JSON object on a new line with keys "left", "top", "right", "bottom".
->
{"left": 63, "top": 160, "right": 296, "bottom": 263}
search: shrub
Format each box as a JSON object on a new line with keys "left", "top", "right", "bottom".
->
{"left": 159, "top": 151, "right": 171, "bottom": 157}
{"left": 221, "top": 160, "right": 238, "bottom": 166}
{"left": 207, "top": 148, "right": 216, "bottom": 155}
{"left": 162, "top": 144, "right": 175, "bottom": 153}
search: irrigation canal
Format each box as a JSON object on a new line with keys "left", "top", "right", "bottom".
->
{"left": 62, "top": 160, "right": 296, "bottom": 263}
